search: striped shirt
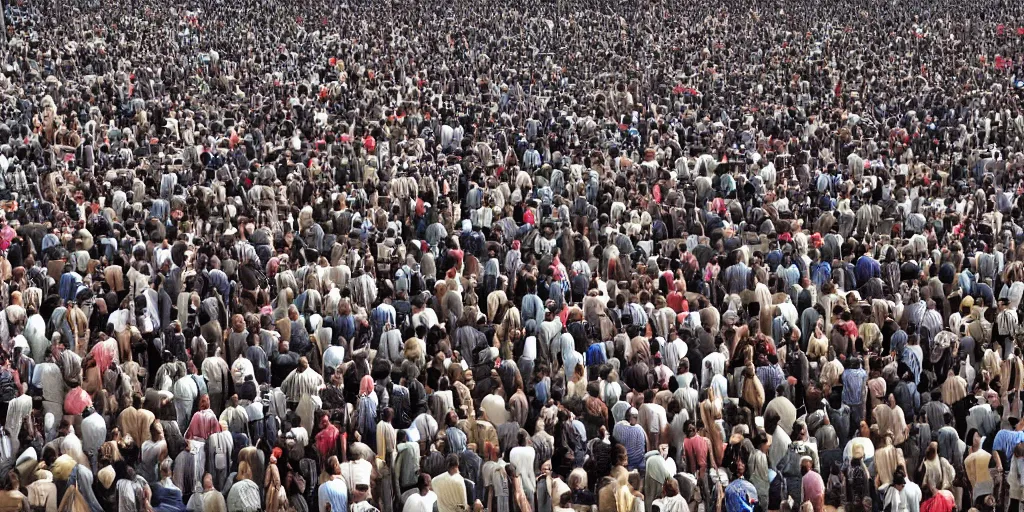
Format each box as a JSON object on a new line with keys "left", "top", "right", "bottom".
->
{"left": 625, "top": 302, "right": 648, "bottom": 328}
{"left": 372, "top": 304, "right": 397, "bottom": 331}
{"left": 902, "top": 347, "right": 922, "bottom": 385}
{"left": 281, "top": 369, "right": 324, "bottom": 402}
{"left": 226, "top": 480, "right": 262, "bottom": 512}
{"left": 755, "top": 365, "right": 785, "bottom": 396}
{"left": 613, "top": 422, "right": 648, "bottom": 471}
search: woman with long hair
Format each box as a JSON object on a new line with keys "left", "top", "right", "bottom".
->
{"left": 700, "top": 387, "right": 726, "bottom": 467}
{"left": 740, "top": 365, "right": 764, "bottom": 414}
{"left": 225, "top": 462, "right": 261, "bottom": 512}
{"left": 264, "top": 454, "right": 288, "bottom": 512}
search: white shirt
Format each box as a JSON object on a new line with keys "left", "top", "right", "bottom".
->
{"left": 231, "top": 357, "right": 254, "bottom": 385}
{"left": 639, "top": 403, "right": 668, "bottom": 435}
{"left": 522, "top": 336, "right": 537, "bottom": 360}
{"left": 701, "top": 352, "right": 727, "bottom": 390}
{"left": 404, "top": 492, "right": 438, "bottom": 512}
{"left": 900, "top": 481, "right": 922, "bottom": 512}
{"left": 413, "top": 309, "right": 439, "bottom": 330}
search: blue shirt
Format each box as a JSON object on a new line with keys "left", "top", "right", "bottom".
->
{"left": 992, "top": 429, "right": 1024, "bottom": 460}
{"left": 372, "top": 304, "right": 397, "bottom": 331}
{"left": 756, "top": 365, "right": 785, "bottom": 396}
{"left": 841, "top": 368, "right": 868, "bottom": 406}
{"left": 446, "top": 427, "right": 468, "bottom": 454}
{"left": 586, "top": 343, "right": 607, "bottom": 366}
{"left": 59, "top": 272, "right": 83, "bottom": 302}
{"left": 319, "top": 477, "right": 348, "bottom": 512}
{"left": 613, "top": 423, "right": 648, "bottom": 471}
{"left": 810, "top": 262, "right": 832, "bottom": 290}
{"left": 855, "top": 256, "right": 881, "bottom": 285}
{"left": 902, "top": 347, "right": 922, "bottom": 385}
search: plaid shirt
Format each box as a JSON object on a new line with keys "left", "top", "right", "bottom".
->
{"left": 755, "top": 364, "right": 785, "bottom": 396}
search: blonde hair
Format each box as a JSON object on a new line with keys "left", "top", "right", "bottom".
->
{"left": 100, "top": 441, "right": 122, "bottom": 463}
{"left": 237, "top": 461, "right": 253, "bottom": 481}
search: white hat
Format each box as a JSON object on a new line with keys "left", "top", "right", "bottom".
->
{"left": 16, "top": 447, "right": 36, "bottom": 466}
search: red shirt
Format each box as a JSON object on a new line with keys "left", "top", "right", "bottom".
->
{"left": 667, "top": 291, "right": 686, "bottom": 313}
{"left": 683, "top": 435, "right": 710, "bottom": 474}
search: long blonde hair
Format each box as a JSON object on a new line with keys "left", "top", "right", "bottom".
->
{"left": 237, "top": 461, "right": 252, "bottom": 481}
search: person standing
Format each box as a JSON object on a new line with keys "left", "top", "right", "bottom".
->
{"left": 433, "top": 455, "right": 469, "bottom": 512}
{"left": 319, "top": 456, "right": 349, "bottom": 512}
{"left": 404, "top": 474, "right": 438, "bottom": 512}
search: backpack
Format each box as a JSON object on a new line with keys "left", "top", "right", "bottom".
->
{"left": 161, "top": 420, "right": 186, "bottom": 461}
{"left": 248, "top": 417, "right": 266, "bottom": 446}
{"left": 408, "top": 270, "right": 424, "bottom": 296}
{"left": 390, "top": 385, "right": 412, "bottom": 430}
{"left": 209, "top": 436, "right": 232, "bottom": 486}
{"left": 263, "top": 414, "right": 280, "bottom": 448}
{"left": 0, "top": 371, "right": 17, "bottom": 403}
{"left": 778, "top": 441, "right": 815, "bottom": 477}
{"left": 373, "top": 381, "right": 391, "bottom": 417}
{"left": 300, "top": 458, "right": 319, "bottom": 509}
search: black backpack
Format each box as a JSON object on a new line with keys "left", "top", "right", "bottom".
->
{"left": 248, "top": 417, "right": 266, "bottom": 447}
{"left": 263, "top": 414, "right": 280, "bottom": 447}
{"left": 408, "top": 270, "right": 424, "bottom": 296}
{"left": 0, "top": 371, "right": 17, "bottom": 403}
{"left": 300, "top": 457, "right": 319, "bottom": 509}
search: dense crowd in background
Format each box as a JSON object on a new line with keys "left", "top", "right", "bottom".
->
{"left": 4, "top": 0, "right": 1024, "bottom": 512}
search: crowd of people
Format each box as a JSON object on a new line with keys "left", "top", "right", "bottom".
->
{"left": 3, "top": 0, "right": 1024, "bottom": 511}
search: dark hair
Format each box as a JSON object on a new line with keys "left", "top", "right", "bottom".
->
{"left": 1014, "top": 442, "right": 1024, "bottom": 459}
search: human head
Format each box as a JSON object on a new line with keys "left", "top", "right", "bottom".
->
{"left": 446, "top": 454, "right": 460, "bottom": 474}
{"left": 417, "top": 473, "right": 432, "bottom": 494}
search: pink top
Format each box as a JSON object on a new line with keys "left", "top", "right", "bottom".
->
{"left": 185, "top": 409, "right": 222, "bottom": 440}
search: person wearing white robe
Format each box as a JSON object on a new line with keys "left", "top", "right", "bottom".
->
{"left": 25, "top": 313, "right": 47, "bottom": 363}
{"left": 281, "top": 357, "right": 325, "bottom": 402}
{"left": 207, "top": 427, "right": 234, "bottom": 490}
{"left": 413, "top": 413, "right": 439, "bottom": 450}
{"left": 34, "top": 362, "right": 65, "bottom": 425}
{"left": 644, "top": 449, "right": 677, "bottom": 512}
{"left": 434, "top": 455, "right": 469, "bottom": 512}
{"left": 173, "top": 374, "right": 199, "bottom": 432}
{"left": 81, "top": 408, "right": 106, "bottom": 470}
{"left": 6, "top": 394, "right": 32, "bottom": 453}
{"left": 510, "top": 443, "right": 536, "bottom": 505}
